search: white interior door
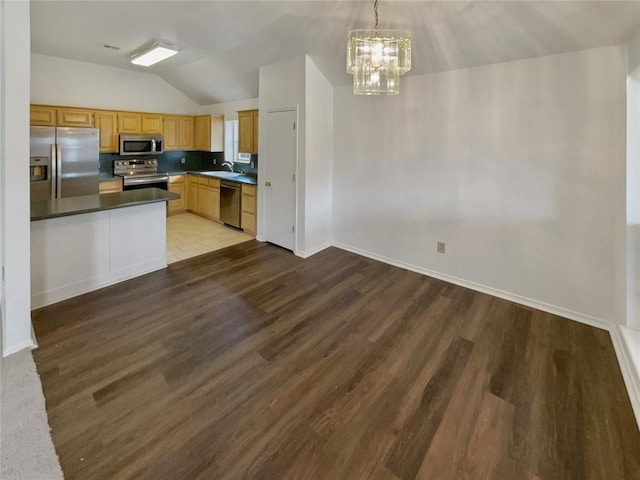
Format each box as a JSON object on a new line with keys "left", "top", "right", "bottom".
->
{"left": 264, "top": 109, "right": 297, "bottom": 251}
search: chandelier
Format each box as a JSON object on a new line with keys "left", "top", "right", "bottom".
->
{"left": 347, "top": 0, "right": 411, "bottom": 95}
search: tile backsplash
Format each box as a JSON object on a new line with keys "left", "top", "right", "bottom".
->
{"left": 100, "top": 151, "right": 257, "bottom": 176}
{"left": 234, "top": 154, "right": 258, "bottom": 175}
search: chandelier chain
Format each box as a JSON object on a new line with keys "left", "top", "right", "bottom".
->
{"left": 374, "top": 0, "right": 379, "bottom": 29}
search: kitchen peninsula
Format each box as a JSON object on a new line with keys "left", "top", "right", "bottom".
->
{"left": 31, "top": 188, "right": 178, "bottom": 309}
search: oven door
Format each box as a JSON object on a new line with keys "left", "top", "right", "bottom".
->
{"left": 122, "top": 176, "right": 169, "bottom": 191}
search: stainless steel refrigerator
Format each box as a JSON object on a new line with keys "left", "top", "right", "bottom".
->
{"left": 30, "top": 126, "right": 100, "bottom": 202}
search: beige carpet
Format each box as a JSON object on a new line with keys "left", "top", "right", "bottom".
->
{"left": 1, "top": 349, "right": 63, "bottom": 480}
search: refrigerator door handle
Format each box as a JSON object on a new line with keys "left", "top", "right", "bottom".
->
{"left": 56, "top": 144, "right": 62, "bottom": 200}
{"left": 50, "top": 143, "right": 57, "bottom": 199}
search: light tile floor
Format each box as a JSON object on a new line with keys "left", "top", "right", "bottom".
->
{"left": 166, "top": 212, "right": 254, "bottom": 264}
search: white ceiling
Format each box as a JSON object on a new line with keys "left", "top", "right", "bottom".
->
{"left": 30, "top": 1, "right": 640, "bottom": 105}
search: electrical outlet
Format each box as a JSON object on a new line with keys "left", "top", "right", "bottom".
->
{"left": 213, "top": 158, "right": 217, "bottom": 165}
{"left": 180, "top": 157, "right": 186, "bottom": 164}
{"left": 437, "top": 241, "right": 446, "bottom": 254}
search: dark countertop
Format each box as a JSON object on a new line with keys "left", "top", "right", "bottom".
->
{"left": 99, "top": 174, "right": 117, "bottom": 180}
{"left": 31, "top": 188, "right": 179, "bottom": 221}
{"left": 167, "top": 170, "right": 258, "bottom": 185}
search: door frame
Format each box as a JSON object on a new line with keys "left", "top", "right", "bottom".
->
{"left": 258, "top": 106, "right": 299, "bottom": 253}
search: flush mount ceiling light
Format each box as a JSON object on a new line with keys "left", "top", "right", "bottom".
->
{"left": 347, "top": 0, "right": 411, "bottom": 95}
{"left": 130, "top": 41, "right": 178, "bottom": 67}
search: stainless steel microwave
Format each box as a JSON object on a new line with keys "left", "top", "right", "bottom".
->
{"left": 119, "top": 134, "right": 163, "bottom": 155}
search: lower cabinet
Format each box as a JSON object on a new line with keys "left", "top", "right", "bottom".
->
{"left": 187, "top": 174, "right": 220, "bottom": 221}
{"left": 99, "top": 178, "right": 123, "bottom": 194}
{"left": 241, "top": 184, "right": 257, "bottom": 234}
{"left": 187, "top": 175, "right": 198, "bottom": 212}
{"left": 167, "top": 175, "right": 186, "bottom": 215}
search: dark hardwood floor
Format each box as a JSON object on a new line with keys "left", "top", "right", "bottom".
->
{"left": 32, "top": 241, "right": 640, "bottom": 479}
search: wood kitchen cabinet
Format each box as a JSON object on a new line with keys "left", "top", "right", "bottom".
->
{"left": 192, "top": 176, "right": 220, "bottom": 221}
{"left": 30, "top": 105, "right": 57, "bottom": 126}
{"left": 187, "top": 174, "right": 198, "bottom": 212}
{"left": 163, "top": 116, "right": 180, "bottom": 150}
{"left": 93, "top": 111, "right": 118, "bottom": 153}
{"left": 241, "top": 184, "right": 257, "bottom": 235}
{"left": 163, "top": 115, "right": 194, "bottom": 151}
{"left": 202, "top": 185, "right": 218, "bottom": 219}
{"left": 57, "top": 108, "right": 94, "bottom": 127}
{"left": 209, "top": 179, "right": 221, "bottom": 220}
{"left": 31, "top": 105, "right": 94, "bottom": 127}
{"left": 179, "top": 116, "right": 195, "bottom": 150}
{"left": 167, "top": 175, "right": 187, "bottom": 215}
{"left": 194, "top": 115, "right": 224, "bottom": 152}
{"left": 31, "top": 104, "right": 227, "bottom": 154}
{"left": 238, "top": 109, "right": 258, "bottom": 154}
{"left": 99, "top": 177, "right": 123, "bottom": 194}
{"left": 142, "top": 114, "right": 163, "bottom": 134}
{"left": 117, "top": 112, "right": 142, "bottom": 134}
{"left": 196, "top": 183, "right": 207, "bottom": 217}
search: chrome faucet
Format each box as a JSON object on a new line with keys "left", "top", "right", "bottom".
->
{"left": 221, "top": 161, "right": 234, "bottom": 172}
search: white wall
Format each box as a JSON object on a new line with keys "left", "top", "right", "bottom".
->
{"left": 257, "top": 55, "right": 334, "bottom": 256}
{"left": 304, "top": 57, "right": 333, "bottom": 255}
{"left": 258, "top": 56, "right": 305, "bottom": 249}
{"left": 333, "top": 46, "right": 627, "bottom": 326}
{"left": 31, "top": 54, "right": 201, "bottom": 114}
{"left": 1, "top": 0, "right": 33, "bottom": 356}
{"left": 200, "top": 98, "right": 258, "bottom": 120}
{"left": 627, "top": 30, "right": 640, "bottom": 330}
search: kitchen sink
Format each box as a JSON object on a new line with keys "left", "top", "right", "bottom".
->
{"left": 196, "top": 171, "right": 256, "bottom": 184}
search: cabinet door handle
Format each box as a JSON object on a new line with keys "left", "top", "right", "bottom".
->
{"left": 265, "top": 181, "right": 271, "bottom": 187}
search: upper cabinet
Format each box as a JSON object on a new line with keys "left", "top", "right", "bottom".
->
{"left": 142, "top": 114, "right": 163, "bottom": 134}
{"left": 238, "top": 109, "right": 259, "bottom": 154}
{"left": 30, "top": 105, "right": 93, "bottom": 127}
{"left": 163, "top": 115, "right": 180, "bottom": 151}
{"left": 30, "top": 106, "right": 57, "bottom": 126}
{"left": 118, "top": 112, "right": 142, "bottom": 134}
{"left": 57, "top": 108, "right": 94, "bottom": 127}
{"left": 94, "top": 111, "right": 118, "bottom": 153}
{"left": 164, "top": 115, "right": 194, "bottom": 151}
{"left": 30, "top": 104, "right": 220, "bottom": 153}
{"left": 194, "top": 115, "right": 224, "bottom": 152}
{"left": 179, "top": 116, "right": 195, "bottom": 151}
{"left": 31, "top": 106, "right": 94, "bottom": 128}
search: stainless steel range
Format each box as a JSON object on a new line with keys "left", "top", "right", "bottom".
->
{"left": 114, "top": 159, "right": 169, "bottom": 191}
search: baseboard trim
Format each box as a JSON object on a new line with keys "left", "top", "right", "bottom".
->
{"left": 332, "top": 241, "right": 640, "bottom": 429}
{"left": 333, "top": 242, "right": 610, "bottom": 330}
{"left": 3, "top": 339, "right": 37, "bottom": 357}
{"left": 615, "top": 327, "right": 640, "bottom": 426}
{"left": 295, "top": 241, "right": 332, "bottom": 259}
{"left": 31, "top": 323, "right": 38, "bottom": 349}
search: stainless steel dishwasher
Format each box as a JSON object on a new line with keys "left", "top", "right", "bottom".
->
{"left": 220, "top": 180, "right": 242, "bottom": 228}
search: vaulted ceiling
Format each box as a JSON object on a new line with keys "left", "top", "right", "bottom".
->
{"left": 30, "top": 1, "right": 640, "bottom": 105}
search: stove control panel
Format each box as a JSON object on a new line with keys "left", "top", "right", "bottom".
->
{"left": 114, "top": 159, "right": 158, "bottom": 176}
